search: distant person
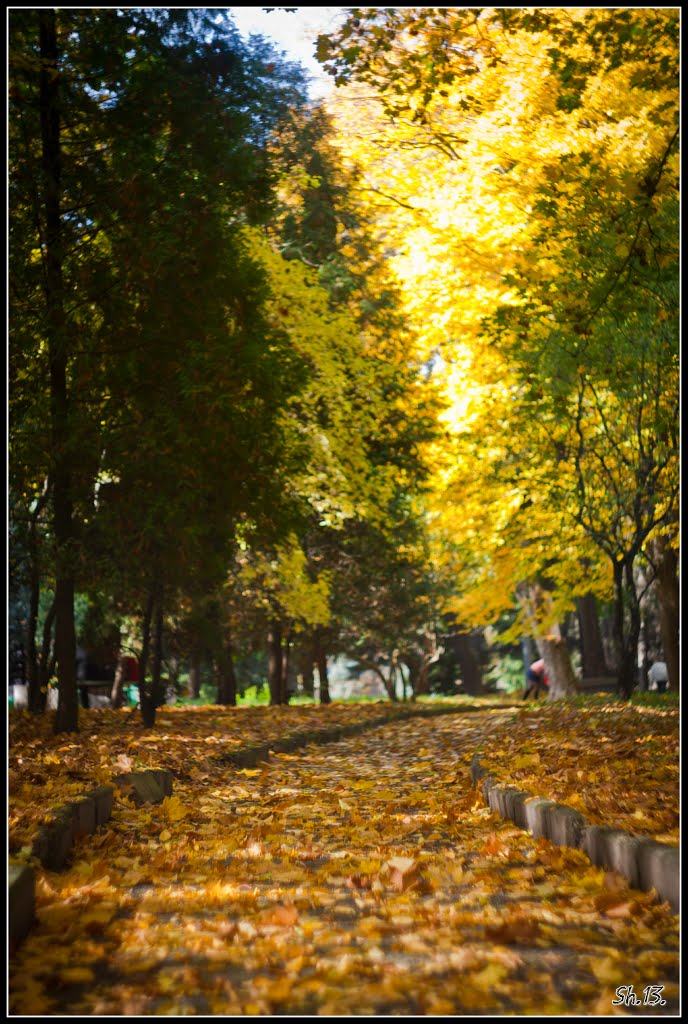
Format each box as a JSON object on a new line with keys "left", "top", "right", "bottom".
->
{"left": 523, "top": 658, "right": 549, "bottom": 699}
{"left": 647, "top": 660, "right": 668, "bottom": 693}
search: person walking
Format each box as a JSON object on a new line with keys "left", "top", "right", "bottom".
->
{"left": 647, "top": 660, "right": 668, "bottom": 693}
{"left": 523, "top": 657, "right": 549, "bottom": 699}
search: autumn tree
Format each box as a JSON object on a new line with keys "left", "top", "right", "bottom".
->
{"left": 9, "top": 8, "right": 313, "bottom": 729}
{"left": 319, "top": 7, "right": 679, "bottom": 699}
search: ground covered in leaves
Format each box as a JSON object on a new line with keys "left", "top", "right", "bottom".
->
{"left": 481, "top": 698, "right": 679, "bottom": 845}
{"left": 8, "top": 703, "right": 680, "bottom": 1016}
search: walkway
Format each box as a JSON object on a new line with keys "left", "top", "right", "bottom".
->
{"left": 9, "top": 713, "right": 680, "bottom": 1015}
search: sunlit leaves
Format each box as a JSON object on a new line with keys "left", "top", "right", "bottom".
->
{"left": 10, "top": 706, "right": 679, "bottom": 1015}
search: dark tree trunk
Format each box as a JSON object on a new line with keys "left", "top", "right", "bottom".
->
{"left": 454, "top": 632, "right": 483, "bottom": 695}
{"left": 654, "top": 538, "right": 679, "bottom": 692}
{"left": 139, "top": 591, "right": 156, "bottom": 728}
{"left": 215, "top": 641, "right": 237, "bottom": 706}
{"left": 151, "top": 588, "right": 164, "bottom": 708}
{"left": 577, "top": 594, "right": 609, "bottom": 678}
{"left": 612, "top": 559, "right": 641, "bottom": 700}
{"left": 297, "top": 643, "right": 315, "bottom": 697}
{"left": 267, "top": 620, "right": 283, "bottom": 705}
{"left": 314, "top": 629, "right": 330, "bottom": 704}
{"left": 40, "top": 10, "right": 77, "bottom": 734}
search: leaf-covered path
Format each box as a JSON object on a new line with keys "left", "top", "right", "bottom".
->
{"left": 10, "top": 713, "right": 679, "bottom": 1016}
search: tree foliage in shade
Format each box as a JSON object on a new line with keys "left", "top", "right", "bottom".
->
{"left": 9, "top": 8, "right": 313, "bottom": 729}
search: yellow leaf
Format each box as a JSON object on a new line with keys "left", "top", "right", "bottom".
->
{"left": 236, "top": 769, "right": 262, "bottom": 777}
{"left": 160, "top": 796, "right": 189, "bottom": 822}
{"left": 159, "top": 829, "right": 172, "bottom": 842}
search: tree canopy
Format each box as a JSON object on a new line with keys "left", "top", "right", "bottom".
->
{"left": 9, "top": 8, "right": 679, "bottom": 727}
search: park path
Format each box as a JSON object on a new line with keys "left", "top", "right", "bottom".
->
{"left": 10, "top": 712, "right": 679, "bottom": 1016}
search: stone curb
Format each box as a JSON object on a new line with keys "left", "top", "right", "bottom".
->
{"left": 11, "top": 770, "right": 174, "bottom": 952}
{"left": 470, "top": 752, "right": 679, "bottom": 913}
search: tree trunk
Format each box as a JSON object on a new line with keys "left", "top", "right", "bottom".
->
{"left": 151, "top": 588, "right": 164, "bottom": 708}
{"left": 525, "top": 583, "right": 579, "bottom": 699}
{"left": 540, "top": 634, "right": 579, "bottom": 700}
{"left": 29, "top": 595, "right": 56, "bottom": 713}
{"left": 297, "top": 643, "right": 315, "bottom": 697}
{"left": 454, "top": 632, "right": 483, "bottom": 695}
{"left": 576, "top": 593, "right": 609, "bottom": 677}
{"left": 215, "top": 640, "right": 237, "bottom": 706}
{"left": 139, "top": 590, "right": 156, "bottom": 728}
{"left": 267, "top": 620, "right": 283, "bottom": 705}
{"left": 314, "top": 629, "right": 330, "bottom": 704}
{"left": 381, "top": 652, "right": 399, "bottom": 702}
{"left": 654, "top": 537, "right": 679, "bottom": 692}
{"left": 612, "top": 559, "right": 641, "bottom": 700}
{"left": 40, "top": 10, "right": 78, "bottom": 734}
{"left": 110, "top": 643, "right": 126, "bottom": 709}
{"left": 188, "top": 645, "right": 201, "bottom": 699}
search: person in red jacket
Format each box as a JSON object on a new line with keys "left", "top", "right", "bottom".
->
{"left": 523, "top": 658, "right": 549, "bottom": 699}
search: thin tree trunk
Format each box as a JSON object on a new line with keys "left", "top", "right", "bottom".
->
{"left": 612, "top": 559, "right": 641, "bottom": 700}
{"left": 151, "top": 587, "right": 164, "bottom": 708}
{"left": 139, "top": 590, "right": 156, "bottom": 728}
{"left": 267, "top": 620, "right": 283, "bottom": 705}
{"left": 40, "top": 10, "right": 78, "bottom": 734}
{"left": 314, "top": 629, "right": 330, "bottom": 705}
{"left": 188, "top": 645, "right": 201, "bottom": 699}
{"left": 110, "top": 642, "right": 125, "bottom": 709}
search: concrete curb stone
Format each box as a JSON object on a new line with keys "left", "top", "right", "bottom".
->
{"left": 548, "top": 804, "right": 586, "bottom": 849}
{"left": 114, "top": 769, "right": 173, "bottom": 805}
{"left": 637, "top": 840, "right": 680, "bottom": 912}
{"left": 13, "top": 771, "right": 167, "bottom": 952}
{"left": 524, "top": 798, "right": 558, "bottom": 840}
{"left": 472, "top": 753, "right": 679, "bottom": 912}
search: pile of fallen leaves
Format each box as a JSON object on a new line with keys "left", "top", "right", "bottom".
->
{"left": 479, "top": 700, "right": 679, "bottom": 844}
{"left": 9, "top": 711, "right": 679, "bottom": 1016}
